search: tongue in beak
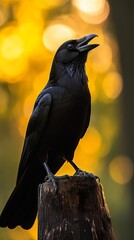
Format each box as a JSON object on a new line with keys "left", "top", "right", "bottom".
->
{"left": 77, "top": 34, "right": 99, "bottom": 52}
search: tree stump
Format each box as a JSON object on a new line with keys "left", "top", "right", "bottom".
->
{"left": 38, "top": 175, "right": 115, "bottom": 240}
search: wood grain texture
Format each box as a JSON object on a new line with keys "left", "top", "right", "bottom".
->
{"left": 38, "top": 175, "right": 115, "bottom": 240}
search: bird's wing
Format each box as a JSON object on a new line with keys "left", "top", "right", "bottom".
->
{"left": 80, "top": 100, "right": 91, "bottom": 138}
{"left": 16, "top": 92, "right": 52, "bottom": 184}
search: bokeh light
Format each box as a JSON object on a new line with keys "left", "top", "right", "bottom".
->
{"left": 43, "top": 24, "right": 76, "bottom": 51}
{"left": 1, "top": 34, "right": 24, "bottom": 60}
{"left": 72, "top": 0, "right": 110, "bottom": 24}
{"left": 73, "top": 0, "right": 106, "bottom": 15}
{"left": 102, "top": 72, "right": 123, "bottom": 100}
{"left": 109, "top": 156, "right": 134, "bottom": 184}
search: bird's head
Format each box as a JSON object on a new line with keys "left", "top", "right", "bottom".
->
{"left": 49, "top": 34, "right": 99, "bottom": 82}
{"left": 54, "top": 34, "right": 99, "bottom": 64}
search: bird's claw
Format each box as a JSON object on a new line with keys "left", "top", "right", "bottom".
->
{"left": 44, "top": 174, "right": 57, "bottom": 191}
{"left": 74, "top": 168, "right": 98, "bottom": 181}
{"left": 45, "top": 174, "right": 71, "bottom": 182}
{"left": 44, "top": 174, "right": 72, "bottom": 193}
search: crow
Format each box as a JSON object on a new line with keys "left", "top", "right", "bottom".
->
{"left": 0, "top": 34, "right": 99, "bottom": 229}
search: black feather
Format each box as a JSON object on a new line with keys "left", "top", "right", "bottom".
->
{"left": 0, "top": 34, "right": 99, "bottom": 229}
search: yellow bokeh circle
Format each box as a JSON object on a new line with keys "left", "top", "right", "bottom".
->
{"left": 109, "top": 156, "right": 134, "bottom": 184}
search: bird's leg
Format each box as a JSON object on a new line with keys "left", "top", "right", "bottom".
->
{"left": 43, "top": 162, "right": 57, "bottom": 190}
{"left": 63, "top": 157, "right": 81, "bottom": 173}
{"left": 43, "top": 156, "right": 71, "bottom": 187}
{"left": 67, "top": 160, "right": 80, "bottom": 172}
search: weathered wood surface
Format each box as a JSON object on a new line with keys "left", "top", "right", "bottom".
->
{"left": 38, "top": 175, "right": 115, "bottom": 240}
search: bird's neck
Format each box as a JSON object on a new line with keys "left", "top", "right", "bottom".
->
{"left": 66, "top": 61, "right": 86, "bottom": 79}
{"left": 49, "top": 61, "right": 88, "bottom": 87}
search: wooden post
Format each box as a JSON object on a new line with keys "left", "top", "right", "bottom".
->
{"left": 38, "top": 175, "right": 115, "bottom": 240}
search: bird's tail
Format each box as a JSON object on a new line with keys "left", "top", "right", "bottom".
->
{"left": 0, "top": 163, "right": 45, "bottom": 229}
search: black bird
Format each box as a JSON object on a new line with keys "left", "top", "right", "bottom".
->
{"left": 0, "top": 34, "right": 99, "bottom": 229}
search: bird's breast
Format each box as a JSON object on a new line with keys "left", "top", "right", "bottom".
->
{"left": 45, "top": 86, "right": 90, "bottom": 145}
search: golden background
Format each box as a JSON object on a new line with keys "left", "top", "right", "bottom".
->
{"left": 0, "top": 0, "right": 133, "bottom": 239}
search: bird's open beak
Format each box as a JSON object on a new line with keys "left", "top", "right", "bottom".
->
{"left": 77, "top": 34, "right": 99, "bottom": 52}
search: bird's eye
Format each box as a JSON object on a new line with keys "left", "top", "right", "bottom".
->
{"left": 67, "top": 43, "right": 74, "bottom": 50}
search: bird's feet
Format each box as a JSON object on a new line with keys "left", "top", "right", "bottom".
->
{"left": 74, "top": 168, "right": 99, "bottom": 181}
{"left": 44, "top": 174, "right": 72, "bottom": 193}
{"left": 45, "top": 172, "right": 57, "bottom": 191}
{"left": 44, "top": 161, "right": 72, "bottom": 191}
{"left": 64, "top": 158, "right": 100, "bottom": 181}
{"left": 45, "top": 174, "right": 71, "bottom": 182}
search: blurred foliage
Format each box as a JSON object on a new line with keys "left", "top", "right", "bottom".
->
{"left": 0, "top": 0, "right": 133, "bottom": 239}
